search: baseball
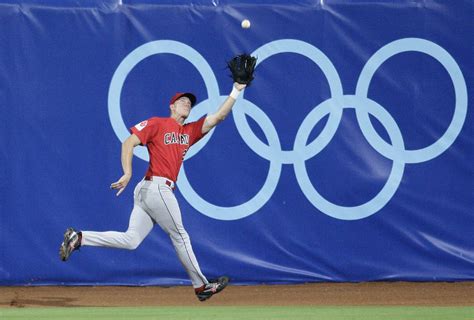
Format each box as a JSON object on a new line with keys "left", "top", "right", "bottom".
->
{"left": 241, "top": 19, "right": 251, "bottom": 29}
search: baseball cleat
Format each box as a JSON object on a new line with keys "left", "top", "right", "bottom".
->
{"left": 59, "top": 227, "right": 82, "bottom": 261}
{"left": 195, "top": 276, "right": 229, "bottom": 302}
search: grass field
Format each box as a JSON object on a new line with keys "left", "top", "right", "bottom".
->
{"left": 1, "top": 306, "right": 473, "bottom": 320}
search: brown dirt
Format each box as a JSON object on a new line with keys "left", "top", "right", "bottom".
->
{"left": 0, "top": 282, "right": 473, "bottom": 308}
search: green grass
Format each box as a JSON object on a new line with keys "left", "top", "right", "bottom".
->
{"left": 1, "top": 306, "right": 473, "bottom": 320}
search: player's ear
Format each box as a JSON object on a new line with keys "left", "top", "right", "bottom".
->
{"left": 170, "top": 104, "right": 175, "bottom": 113}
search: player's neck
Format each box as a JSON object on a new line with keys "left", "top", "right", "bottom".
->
{"left": 170, "top": 114, "right": 186, "bottom": 126}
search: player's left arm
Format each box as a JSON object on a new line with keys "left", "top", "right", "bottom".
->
{"left": 201, "top": 82, "right": 246, "bottom": 134}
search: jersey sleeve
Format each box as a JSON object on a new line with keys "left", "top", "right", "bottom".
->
{"left": 187, "top": 116, "right": 208, "bottom": 146}
{"left": 130, "top": 118, "right": 159, "bottom": 145}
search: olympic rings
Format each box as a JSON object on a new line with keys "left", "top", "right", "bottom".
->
{"left": 108, "top": 38, "right": 467, "bottom": 221}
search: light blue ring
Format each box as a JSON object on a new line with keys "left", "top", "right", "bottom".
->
{"left": 294, "top": 95, "right": 405, "bottom": 220}
{"left": 233, "top": 39, "right": 344, "bottom": 163}
{"left": 108, "top": 40, "right": 220, "bottom": 161}
{"left": 178, "top": 98, "right": 282, "bottom": 220}
{"left": 356, "top": 38, "right": 468, "bottom": 163}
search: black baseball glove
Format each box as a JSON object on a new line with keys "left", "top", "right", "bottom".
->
{"left": 227, "top": 54, "right": 257, "bottom": 86}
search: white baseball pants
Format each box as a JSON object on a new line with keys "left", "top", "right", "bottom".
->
{"left": 81, "top": 177, "right": 208, "bottom": 288}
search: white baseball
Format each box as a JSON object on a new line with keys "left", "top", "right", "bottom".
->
{"left": 241, "top": 19, "right": 251, "bottom": 29}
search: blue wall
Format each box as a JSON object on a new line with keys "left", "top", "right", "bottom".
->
{"left": 0, "top": 0, "right": 472, "bottom": 285}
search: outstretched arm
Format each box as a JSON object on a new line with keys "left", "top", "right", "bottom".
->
{"left": 201, "top": 82, "right": 246, "bottom": 134}
{"left": 110, "top": 133, "right": 141, "bottom": 196}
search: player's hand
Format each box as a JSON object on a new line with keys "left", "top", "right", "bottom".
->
{"left": 234, "top": 82, "right": 246, "bottom": 91}
{"left": 110, "top": 174, "right": 131, "bottom": 196}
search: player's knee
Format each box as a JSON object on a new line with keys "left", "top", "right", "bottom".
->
{"left": 166, "top": 224, "right": 185, "bottom": 236}
{"left": 170, "top": 229, "right": 190, "bottom": 244}
{"left": 125, "top": 232, "right": 142, "bottom": 250}
{"left": 127, "top": 239, "right": 141, "bottom": 250}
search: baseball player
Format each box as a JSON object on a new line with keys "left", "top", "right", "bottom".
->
{"left": 59, "top": 82, "right": 246, "bottom": 301}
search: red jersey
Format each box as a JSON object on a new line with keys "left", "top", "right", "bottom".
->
{"left": 130, "top": 116, "right": 207, "bottom": 182}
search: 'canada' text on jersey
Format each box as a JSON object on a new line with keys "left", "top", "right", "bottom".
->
{"left": 164, "top": 132, "right": 190, "bottom": 145}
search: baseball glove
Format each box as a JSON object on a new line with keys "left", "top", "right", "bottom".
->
{"left": 227, "top": 54, "right": 257, "bottom": 86}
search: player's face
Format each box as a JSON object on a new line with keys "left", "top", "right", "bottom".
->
{"left": 173, "top": 97, "right": 192, "bottom": 118}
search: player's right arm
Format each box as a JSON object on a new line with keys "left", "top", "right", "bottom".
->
{"left": 110, "top": 134, "right": 141, "bottom": 196}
